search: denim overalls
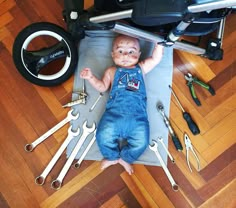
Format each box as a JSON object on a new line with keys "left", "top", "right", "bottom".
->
{"left": 96, "top": 64, "right": 149, "bottom": 164}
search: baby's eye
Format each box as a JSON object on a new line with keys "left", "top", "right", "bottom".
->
{"left": 128, "top": 50, "right": 135, "bottom": 54}
{"left": 118, "top": 50, "right": 123, "bottom": 54}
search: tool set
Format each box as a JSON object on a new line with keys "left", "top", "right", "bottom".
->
{"left": 25, "top": 73, "right": 210, "bottom": 191}
{"left": 35, "top": 125, "right": 80, "bottom": 185}
{"left": 24, "top": 77, "right": 104, "bottom": 190}
{"left": 51, "top": 121, "right": 96, "bottom": 190}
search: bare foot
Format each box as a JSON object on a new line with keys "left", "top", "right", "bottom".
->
{"left": 101, "top": 159, "right": 118, "bottom": 170}
{"left": 118, "top": 158, "right": 134, "bottom": 175}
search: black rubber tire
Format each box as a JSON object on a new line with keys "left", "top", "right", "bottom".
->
{"left": 12, "top": 22, "right": 78, "bottom": 86}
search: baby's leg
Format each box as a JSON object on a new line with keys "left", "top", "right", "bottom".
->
{"left": 120, "top": 119, "right": 149, "bottom": 164}
{"left": 96, "top": 111, "right": 120, "bottom": 170}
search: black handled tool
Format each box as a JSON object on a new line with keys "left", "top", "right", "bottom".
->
{"left": 157, "top": 103, "right": 183, "bottom": 151}
{"left": 169, "top": 85, "right": 200, "bottom": 135}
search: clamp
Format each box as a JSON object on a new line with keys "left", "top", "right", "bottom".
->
{"left": 185, "top": 73, "right": 215, "bottom": 106}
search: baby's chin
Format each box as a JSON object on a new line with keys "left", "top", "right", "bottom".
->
{"left": 116, "top": 61, "right": 138, "bottom": 68}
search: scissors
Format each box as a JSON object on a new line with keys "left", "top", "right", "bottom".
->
{"left": 184, "top": 133, "right": 201, "bottom": 172}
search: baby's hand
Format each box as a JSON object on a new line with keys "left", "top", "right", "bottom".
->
{"left": 80, "top": 68, "right": 93, "bottom": 80}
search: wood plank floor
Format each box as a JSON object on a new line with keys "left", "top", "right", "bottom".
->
{"left": 0, "top": 1, "right": 235, "bottom": 207}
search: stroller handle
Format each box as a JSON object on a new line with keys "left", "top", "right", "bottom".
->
{"left": 188, "top": 0, "right": 236, "bottom": 13}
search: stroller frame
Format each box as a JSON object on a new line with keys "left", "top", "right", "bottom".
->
{"left": 12, "top": 0, "right": 236, "bottom": 86}
{"left": 64, "top": 0, "right": 236, "bottom": 60}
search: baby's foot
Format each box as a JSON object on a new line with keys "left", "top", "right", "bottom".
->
{"left": 118, "top": 158, "right": 134, "bottom": 175}
{"left": 101, "top": 159, "right": 118, "bottom": 170}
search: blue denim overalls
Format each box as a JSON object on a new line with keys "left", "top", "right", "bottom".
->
{"left": 96, "top": 64, "right": 149, "bottom": 164}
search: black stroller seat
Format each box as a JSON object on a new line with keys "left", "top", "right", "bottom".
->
{"left": 131, "top": 0, "right": 230, "bottom": 36}
{"left": 132, "top": 0, "right": 189, "bottom": 26}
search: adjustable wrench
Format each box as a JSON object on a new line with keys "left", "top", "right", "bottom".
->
{"left": 74, "top": 130, "right": 96, "bottom": 168}
{"left": 35, "top": 125, "right": 80, "bottom": 185}
{"left": 149, "top": 140, "right": 179, "bottom": 191}
{"left": 51, "top": 120, "right": 96, "bottom": 190}
{"left": 24, "top": 110, "right": 79, "bottom": 152}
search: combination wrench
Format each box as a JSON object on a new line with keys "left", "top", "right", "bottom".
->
{"left": 24, "top": 109, "right": 79, "bottom": 152}
{"left": 149, "top": 140, "right": 179, "bottom": 191}
{"left": 51, "top": 120, "right": 96, "bottom": 190}
{"left": 35, "top": 125, "right": 80, "bottom": 185}
{"left": 158, "top": 137, "right": 175, "bottom": 163}
{"left": 74, "top": 130, "right": 96, "bottom": 168}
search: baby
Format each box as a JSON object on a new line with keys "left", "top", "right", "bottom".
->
{"left": 80, "top": 35, "right": 163, "bottom": 174}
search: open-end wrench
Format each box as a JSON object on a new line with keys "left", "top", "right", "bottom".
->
{"left": 24, "top": 110, "right": 79, "bottom": 152}
{"left": 158, "top": 137, "right": 175, "bottom": 163}
{"left": 51, "top": 120, "right": 96, "bottom": 190}
{"left": 35, "top": 125, "right": 80, "bottom": 185}
{"left": 149, "top": 140, "right": 179, "bottom": 191}
{"left": 74, "top": 130, "right": 96, "bottom": 168}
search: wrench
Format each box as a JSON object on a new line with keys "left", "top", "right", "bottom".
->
{"left": 24, "top": 110, "right": 79, "bottom": 152}
{"left": 149, "top": 140, "right": 179, "bottom": 191}
{"left": 158, "top": 137, "right": 175, "bottom": 163}
{"left": 35, "top": 125, "right": 80, "bottom": 185}
{"left": 74, "top": 130, "right": 96, "bottom": 168}
{"left": 51, "top": 120, "right": 96, "bottom": 190}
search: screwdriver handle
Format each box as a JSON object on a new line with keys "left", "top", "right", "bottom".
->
{"left": 170, "top": 134, "right": 183, "bottom": 151}
{"left": 183, "top": 112, "right": 200, "bottom": 135}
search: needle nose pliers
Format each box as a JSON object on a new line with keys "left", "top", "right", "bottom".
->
{"left": 184, "top": 133, "right": 201, "bottom": 172}
{"left": 185, "top": 73, "right": 215, "bottom": 106}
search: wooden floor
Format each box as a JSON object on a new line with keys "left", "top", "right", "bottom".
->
{"left": 0, "top": 1, "right": 235, "bottom": 207}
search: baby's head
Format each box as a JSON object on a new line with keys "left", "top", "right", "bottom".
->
{"left": 111, "top": 35, "right": 141, "bottom": 68}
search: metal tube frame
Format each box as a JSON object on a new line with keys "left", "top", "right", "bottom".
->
{"left": 87, "top": 0, "right": 236, "bottom": 56}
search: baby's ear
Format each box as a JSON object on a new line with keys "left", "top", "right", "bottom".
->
{"left": 111, "top": 52, "right": 114, "bottom": 58}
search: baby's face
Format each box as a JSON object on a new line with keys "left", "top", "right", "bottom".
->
{"left": 111, "top": 36, "right": 141, "bottom": 68}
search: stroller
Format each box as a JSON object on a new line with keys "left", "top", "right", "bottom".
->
{"left": 12, "top": 0, "right": 236, "bottom": 86}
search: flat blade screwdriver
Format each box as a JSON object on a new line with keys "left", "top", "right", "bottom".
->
{"left": 169, "top": 85, "right": 200, "bottom": 135}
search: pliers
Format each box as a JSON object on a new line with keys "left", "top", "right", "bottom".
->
{"left": 185, "top": 73, "right": 215, "bottom": 106}
{"left": 184, "top": 133, "right": 201, "bottom": 172}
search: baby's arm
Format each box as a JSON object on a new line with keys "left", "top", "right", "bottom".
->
{"left": 80, "top": 67, "right": 113, "bottom": 92}
{"left": 139, "top": 44, "right": 164, "bottom": 74}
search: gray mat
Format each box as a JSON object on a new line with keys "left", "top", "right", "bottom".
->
{"left": 66, "top": 31, "right": 173, "bottom": 166}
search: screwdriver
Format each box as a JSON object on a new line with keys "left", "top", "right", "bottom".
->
{"left": 169, "top": 85, "right": 200, "bottom": 135}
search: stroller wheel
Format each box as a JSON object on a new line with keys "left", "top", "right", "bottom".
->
{"left": 12, "top": 22, "right": 78, "bottom": 86}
